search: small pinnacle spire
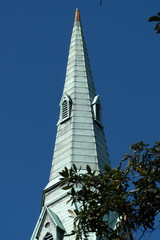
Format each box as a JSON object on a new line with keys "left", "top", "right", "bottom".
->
{"left": 74, "top": 8, "right": 80, "bottom": 22}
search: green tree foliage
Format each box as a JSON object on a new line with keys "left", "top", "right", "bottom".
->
{"left": 148, "top": 13, "right": 160, "bottom": 33}
{"left": 60, "top": 141, "right": 160, "bottom": 240}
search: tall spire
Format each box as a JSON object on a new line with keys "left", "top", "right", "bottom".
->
{"left": 47, "top": 8, "right": 110, "bottom": 187}
{"left": 31, "top": 10, "right": 111, "bottom": 239}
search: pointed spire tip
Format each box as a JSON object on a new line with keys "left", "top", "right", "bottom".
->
{"left": 75, "top": 8, "right": 80, "bottom": 22}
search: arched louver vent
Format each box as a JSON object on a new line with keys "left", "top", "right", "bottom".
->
{"left": 59, "top": 93, "right": 72, "bottom": 124}
{"left": 62, "top": 100, "right": 68, "bottom": 119}
{"left": 44, "top": 232, "right": 53, "bottom": 240}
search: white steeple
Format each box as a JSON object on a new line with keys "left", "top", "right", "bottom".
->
{"left": 48, "top": 8, "right": 110, "bottom": 187}
{"left": 31, "top": 9, "right": 111, "bottom": 240}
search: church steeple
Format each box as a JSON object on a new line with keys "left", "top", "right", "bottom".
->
{"left": 47, "top": 8, "right": 110, "bottom": 188}
{"left": 31, "top": 9, "right": 111, "bottom": 240}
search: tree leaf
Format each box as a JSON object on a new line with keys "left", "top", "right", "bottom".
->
{"left": 156, "top": 28, "right": 160, "bottom": 33}
{"left": 73, "top": 164, "right": 77, "bottom": 171}
{"left": 148, "top": 16, "right": 160, "bottom": 22}
{"left": 62, "top": 185, "right": 72, "bottom": 190}
{"left": 86, "top": 165, "right": 91, "bottom": 174}
{"left": 104, "top": 164, "right": 111, "bottom": 172}
{"left": 68, "top": 209, "right": 77, "bottom": 217}
{"left": 155, "top": 22, "right": 160, "bottom": 30}
{"left": 60, "top": 171, "right": 68, "bottom": 177}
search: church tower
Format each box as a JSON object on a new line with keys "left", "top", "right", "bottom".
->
{"left": 31, "top": 9, "right": 111, "bottom": 240}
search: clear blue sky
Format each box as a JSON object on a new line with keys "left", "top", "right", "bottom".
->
{"left": 0, "top": 0, "right": 159, "bottom": 239}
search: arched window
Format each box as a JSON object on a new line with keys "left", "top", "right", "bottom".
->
{"left": 44, "top": 232, "right": 53, "bottom": 240}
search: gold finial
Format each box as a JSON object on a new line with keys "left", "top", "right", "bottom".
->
{"left": 74, "top": 8, "right": 80, "bottom": 22}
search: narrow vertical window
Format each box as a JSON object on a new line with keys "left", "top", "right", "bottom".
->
{"left": 96, "top": 103, "right": 101, "bottom": 122}
{"left": 92, "top": 95, "right": 103, "bottom": 127}
{"left": 44, "top": 232, "right": 53, "bottom": 240}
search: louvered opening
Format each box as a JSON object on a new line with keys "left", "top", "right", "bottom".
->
{"left": 44, "top": 232, "right": 53, "bottom": 240}
{"left": 96, "top": 104, "right": 101, "bottom": 122}
{"left": 62, "top": 100, "right": 68, "bottom": 119}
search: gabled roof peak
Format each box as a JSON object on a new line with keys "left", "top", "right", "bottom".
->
{"left": 74, "top": 8, "right": 80, "bottom": 22}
